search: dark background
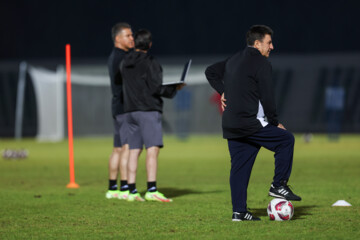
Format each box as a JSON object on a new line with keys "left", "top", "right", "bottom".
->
{"left": 1, "top": 0, "right": 360, "bottom": 60}
{"left": 1, "top": 0, "right": 360, "bottom": 137}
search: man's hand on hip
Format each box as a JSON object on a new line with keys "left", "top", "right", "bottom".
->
{"left": 221, "top": 93, "right": 227, "bottom": 111}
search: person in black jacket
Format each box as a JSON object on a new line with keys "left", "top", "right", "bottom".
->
{"left": 205, "top": 25, "right": 301, "bottom": 221}
{"left": 106, "top": 22, "right": 134, "bottom": 200}
{"left": 121, "top": 29, "right": 184, "bottom": 202}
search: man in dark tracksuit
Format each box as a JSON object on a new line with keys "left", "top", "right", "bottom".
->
{"left": 106, "top": 22, "right": 134, "bottom": 200}
{"left": 120, "top": 29, "right": 183, "bottom": 202}
{"left": 205, "top": 25, "right": 301, "bottom": 221}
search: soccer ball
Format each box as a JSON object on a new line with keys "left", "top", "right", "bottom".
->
{"left": 267, "top": 198, "right": 294, "bottom": 221}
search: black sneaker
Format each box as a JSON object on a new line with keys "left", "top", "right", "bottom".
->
{"left": 268, "top": 182, "right": 302, "bottom": 201}
{"left": 232, "top": 211, "right": 261, "bottom": 221}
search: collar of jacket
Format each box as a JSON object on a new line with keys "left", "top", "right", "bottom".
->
{"left": 245, "top": 46, "right": 262, "bottom": 56}
{"left": 114, "top": 47, "right": 129, "bottom": 54}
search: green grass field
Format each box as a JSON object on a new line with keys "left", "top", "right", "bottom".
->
{"left": 1, "top": 134, "right": 359, "bottom": 239}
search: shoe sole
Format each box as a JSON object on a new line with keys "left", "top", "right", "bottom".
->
{"left": 118, "top": 195, "right": 128, "bottom": 200}
{"left": 232, "top": 219, "right": 260, "bottom": 221}
{"left": 145, "top": 197, "right": 172, "bottom": 202}
{"left": 106, "top": 194, "right": 129, "bottom": 200}
{"left": 106, "top": 195, "right": 119, "bottom": 199}
{"left": 145, "top": 195, "right": 173, "bottom": 202}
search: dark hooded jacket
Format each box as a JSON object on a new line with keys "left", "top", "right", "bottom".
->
{"left": 120, "top": 51, "right": 177, "bottom": 113}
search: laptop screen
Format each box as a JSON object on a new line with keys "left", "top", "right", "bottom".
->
{"left": 180, "top": 59, "right": 192, "bottom": 82}
{"left": 162, "top": 59, "right": 192, "bottom": 86}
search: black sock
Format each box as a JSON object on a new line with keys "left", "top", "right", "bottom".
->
{"left": 109, "top": 179, "right": 117, "bottom": 190}
{"left": 128, "top": 183, "right": 137, "bottom": 194}
{"left": 120, "top": 180, "right": 129, "bottom": 191}
{"left": 147, "top": 181, "right": 157, "bottom": 192}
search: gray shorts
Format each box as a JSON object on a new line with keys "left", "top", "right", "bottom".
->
{"left": 127, "top": 111, "right": 163, "bottom": 149}
{"left": 113, "top": 114, "right": 128, "bottom": 147}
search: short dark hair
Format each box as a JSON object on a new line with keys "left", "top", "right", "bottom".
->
{"left": 246, "top": 25, "right": 273, "bottom": 46}
{"left": 134, "top": 29, "right": 152, "bottom": 51}
{"left": 111, "top": 22, "right": 131, "bottom": 43}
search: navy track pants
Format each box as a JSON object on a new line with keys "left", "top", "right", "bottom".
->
{"left": 227, "top": 124, "right": 295, "bottom": 212}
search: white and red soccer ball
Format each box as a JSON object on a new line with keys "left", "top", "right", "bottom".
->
{"left": 267, "top": 198, "right": 294, "bottom": 221}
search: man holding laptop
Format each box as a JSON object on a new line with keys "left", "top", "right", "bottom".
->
{"left": 120, "top": 29, "right": 188, "bottom": 202}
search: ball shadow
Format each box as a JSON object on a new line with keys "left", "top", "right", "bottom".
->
{"left": 291, "top": 205, "right": 316, "bottom": 220}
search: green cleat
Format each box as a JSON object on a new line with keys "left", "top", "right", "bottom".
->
{"left": 127, "top": 192, "right": 145, "bottom": 202}
{"left": 145, "top": 191, "right": 173, "bottom": 202}
{"left": 106, "top": 190, "right": 120, "bottom": 199}
{"left": 106, "top": 190, "right": 129, "bottom": 200}
{"left": 118, "top": 190, "right": 129, "bottom": 200}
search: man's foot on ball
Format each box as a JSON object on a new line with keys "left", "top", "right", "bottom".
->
{"left": 268, "top": 181, "right": 302, "bottom": 201}
{"left": 232, "top": 211, "right": 261, "bottom": 221}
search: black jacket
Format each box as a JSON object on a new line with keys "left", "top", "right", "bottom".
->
{"left": 205, "top": 47, "right": 279, "bottom": 139}
{"left": 108, "top": 47, "right": 128, "bottom": 117}
{"left": 121, "top": 51, "right": 177, "bottom": 113}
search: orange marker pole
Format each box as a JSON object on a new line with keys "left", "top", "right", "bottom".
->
{"left": 65, "top": 44, "right": 79, "bottom": 188}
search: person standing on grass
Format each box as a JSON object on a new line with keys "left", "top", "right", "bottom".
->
{"left": 120, "top": 29, "right": 184, "bottom": 202}
{"left": 106, "top": 22, "right": 134, "bottom": 200}
{"left": 205, "top": 25, "right": 301, "bottom": 221}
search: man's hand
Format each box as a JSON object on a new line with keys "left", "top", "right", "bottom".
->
{"left": 277, "top": 123, "right": 286, "bottom": 130}
{"left": 221, "top": 93, "right": 227, "bottom": 111}
{"left": 176, "top": 83, "right": 186, "bottom": 90}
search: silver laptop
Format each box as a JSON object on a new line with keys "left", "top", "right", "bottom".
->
{"left": 162, "top": 59, "right": 192, "bottom": 86}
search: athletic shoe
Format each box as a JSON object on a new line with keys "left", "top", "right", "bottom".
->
{"left": 232, "top": 211, "right": 261, "bottom": 221}
{"left": 145, "top": 191, "right": 173, "bottom": 202}
{"left": 118, "top": 190, "right": 129, "bottom": 200}
{"left": 268, "top": 183, "right": 302, "bottom": 201}
{"left": 105, "top": 190, "right": 120, "bottom": 199}
{"left": 127, "top": 192, "right": 145, "bottom": 202}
